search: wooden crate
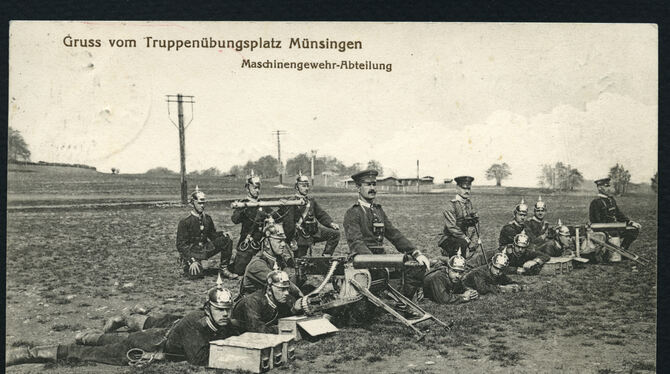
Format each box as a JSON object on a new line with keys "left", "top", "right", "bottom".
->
{"left": 238, "top": 332, "right": 296, "bottom": 364}
{"left": 208, "top": 338, "right": 274, "bottom": 373}
{"left": 539, "top": 257, "right": 573, "bottom": 276}
{"left": 278, "top": 315, "right": 338, "bottom": 341}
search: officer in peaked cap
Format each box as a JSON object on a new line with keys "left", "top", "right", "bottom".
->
{"left": 589, "top": 177, "right": 641, "bottom": 252}
{"left": 343, "top": 169, "right": 431, "bottom": 299}
{"left": 498, "top": 198, "right": 529, "bottom": 248}
{"left": 438, "top": 176, "right": 481, "bottom": 257}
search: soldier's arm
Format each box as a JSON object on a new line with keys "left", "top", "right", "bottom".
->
{"left": 205, "top": 215, "right": 218, "bottom": 242}
{"left": 176, "top": 219, "right": 198, "bottom": 259}
{"left": 171, "top": 320, "right": 210, "bottom": 366}
{"left": 589, "top": 200, "right": 601, "bottom": 223}
{"left": 313, "top": 200, "right": 334, "bottom": 227}
{"left": 245, "top": 297, "right": 276, "bottom": 333}
{"left": 443, "top": 204, "right": 468, "bottom": 239}
{"left": 498, "top": 274, "right": 515, "bottom": 286}
{"left": 612, "top": 199, "right": 629, "bottom": 222}
{"left": 245, "top": 262, "right": 270, "bottom": 292}
{"left": 528, "top": 249, "right": 551, "bottom": 263}
{"left": 231, "top": 207, "right": 246, "bottom": 224}
{"left": 382, "top": 209, "right": 416, "bottom": 254}
{"left": 498, "top": 226, "right": 511, "bottom": 247}
{"left": 425, "top": 273, "right": 465, "bottom": 304}
{"left": 343, "top": 208, "right": 373, "bottom": 255}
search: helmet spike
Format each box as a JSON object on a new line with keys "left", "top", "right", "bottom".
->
{"left": 520, "top": 198, "right": 525, "bottom": 205}
{"left": 557, "top": 218, "right": 563, "bottom": 226}
{"left": 457, "top": 248, "right": 462, "bottom": 257}
{"left": 216, "top": 273, "right": 224, "bottom": 290}
{"left": 538, "top": 196, "right": 542, "bottom": 202}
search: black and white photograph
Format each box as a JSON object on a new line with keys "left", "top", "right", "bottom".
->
{"left": 6, "top": 21, "right": 658, "bottom": 373}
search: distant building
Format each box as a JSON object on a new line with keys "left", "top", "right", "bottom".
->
{"left": 378, "top": 176, "right": 434, "bottom": 186}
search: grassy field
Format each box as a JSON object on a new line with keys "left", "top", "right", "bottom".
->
{"left": 5, "top": 171, "right": 657, "bottom": 373}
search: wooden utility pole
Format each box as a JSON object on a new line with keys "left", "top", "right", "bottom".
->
{"left": 310, "top": 149, "right": 317, "bottom": 186}
{"left": 272, "top": 130, "right": 286, "bottom": 185}
{"left": 416, "top": 160, "right": 420, "bottom": 193}
{"left": 167, "top": 94, "right": 195, "bottom": 204}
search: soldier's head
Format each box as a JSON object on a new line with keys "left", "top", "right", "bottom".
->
{"left": 514, "top": 198, "right": 528, "bottom": 224}
{"left": 267, "top": 267, "right": 291, "bottom": 305}
{"left": 512, "top": 231, "right": 530, "bottom": 255}
{"left": 555, "top": 219, "right": 572, "bottom": 247}
{"left": 454, "top": 176, "right": 474, "bottom": 199}
{"left": 205, "top": 275, "right": 233, "bottom": 327}
{"left": 447, "top": 249, "right": 467, "bottom": 283}
{"left": 295, "top": 172, "right": 310, "bottom": 196}
{"left": 189, "top": 186, "right": 206, "bottom": 214}
{"left": 262, "top": 218, "right": 287, "bottom": 256}
{"left": 352, "top": 169, "right": 378, "bottom": 201}
{"left": 490, "top": 252, "right": 509, "bottom": 276}
{"left": 595, "top": 177, "right": 613, "bottom": 196}
{"left": 245, "top": 171, "right": 261, "bottom": 199}
{"left": 534, "top": 196, "right": 546, "bottom": 219}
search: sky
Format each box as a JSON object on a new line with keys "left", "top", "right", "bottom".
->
{"left": 8, "top": 22, "right": 658, "bottom": 186}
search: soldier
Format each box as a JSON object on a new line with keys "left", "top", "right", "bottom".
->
{"left": 342, "top": 169, "right": 431, "bottom": 299}
{"left": 589, "top": 177, "right": 641, "bottom": 251}
{"left": 423, "top": 250, "right": 479, "bottom": 304}
{"left": 176, "top": 186, "right": 237, "bottom": 279}
{"left": 240, "top": 218, "right": 302, "bottom": 298}
{"left": 281, "top": 173, "right": 341, "bottom": 257}
{"left": 499, "top": 231, "right": 550, "bottom": 275}
{"left": 525, "top": 196, "right": 552, "bottom": 245}
{"left": 230, "top": 172, "right": 272, "bottom": 276}
{"left": 499, "top": 198, "right": 529, "bottom": 248}
{"left": 6, "top": 281, "right": 237, "bottom": 367}
{"left": 536, "top": 219, "right": 576, "bottom": 257}
{"left": 438, "top": 176, "right": 481, "bottom": 258}
{"left": 463, "top": 252, "right": 524, "bottom": 294}
{"left": 232, "top": 268, "right": 305, "bottom": 334}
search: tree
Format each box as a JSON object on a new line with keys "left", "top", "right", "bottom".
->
{"left": 367, "top": 160, "right": 384, "bottom": 176}
{"left": 8, "top": 127, "right": 31, "bottom": 161}
{"left": 609, "top": 163, "right": 631, "bottom": 195}
{"left": 538, "top": 162, "right": 584, "bottom": 191}
{"left": 145, "top": 167, "right": 177, "bottom": 176}
{"left": 485, "top": 163, "right": 511, "bottom": 187}
{"left": 651, "top": 172, "right": 658, "bottom": 193}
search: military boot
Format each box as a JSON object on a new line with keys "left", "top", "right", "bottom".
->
{"left": 75, "top": 331, "right": 103, "bottom": 345}
{"left": 102, "top": 304, "right": 149, "bottom": 332}
{"left": 219, "top": 266, "right": 239, "bottom": 280}
{"left": 126, "top": 314, "right": 150, "bottom": 332}
{"left": 5, "top": 345, "right": 58, "bottom": 366}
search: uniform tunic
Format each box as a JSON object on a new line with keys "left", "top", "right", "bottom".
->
{"left": 462, "top": 265, "right": 516, "bottom": 295}
{"left": 589, "top": 194, "right": 639, "bottom": 249}
{"left": 525, "top": 216, "right": 551, "bottom": 244}
{"left": 176, "top": 213, "right": 233, "bottom": 268}
{"left": 231, "top": 289, "right": 297, "bottom": 334}
{"left": 499, "top": 245, "right": 550, "bottom": 275}
{"left": 422, "top": 266, "right": 468, "bottom": 304}
{"left": 536, "top": 239, "right": 569, "bottom": 257}
{"left": 240, "top": 251, "right": 300, "bottom": 297}
{"left": 438, "top": 195, "right": 478, "bottom": 257}
{"left": 281, "top": 195, "right": 340, "bottom": 256}
{"left": 498, "top": 220, "right": 525, "bottom": 247}
{"left": 230, "top": 198, "right": 276, "bottom": 275}
{"left": 343, "top": 201, "right": 415, "bottom": 255}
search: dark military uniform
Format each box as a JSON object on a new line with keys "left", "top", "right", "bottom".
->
{"left": 240, "top": 251, "right": 300, "bottom": 298}
{"left": 281, "top": 195, "right": 340, "bottom": 257}
{"left": 230, "top": 198, "right": 273, "bottom": 275}
{"left": 55, "top": 310, "right": 234, "bottom": 366}
{"left": 422, "top": 265, "right": 468, "bottom": 304}
{"left": 176, "top": 212, "right": 233, "bottom": 274}
{"left": 462, "top": 264, "right": 516, "bottom": 295}
{"left": 231, "top": 289, "right": 297, "bottom": 334}
{"left": 438, "top": 194, "right": 478, "bottom": 257}
{"left": 536, "top": 239, "right": 570, "bottom": 257}
{"left": 498, "top": 221, "right": 525, "bottom": 248}
{"left": 589, "top": 194, "right": 639, "bottom": 250}
{"left": 498, "top": 245, "right": 550, "bottom": 275}
{"left": 525, "top": 216, "right": 551, "bottom": 245}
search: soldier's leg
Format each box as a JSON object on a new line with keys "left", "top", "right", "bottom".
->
{"left": 313, "top": 226, "right": 341, "bottom": 255}
{"left": 401, "top": 266, "right": 425, "bottom": 299}
{"left": 212, "top": 235, "right": 237, "bottom": 278}
{"left": 440, "top": 237, "right": 469, "bottom": 258}
{"left": 231, "top": 243, "right": 258, "bottom": 276}
{"left": 620, "top": 227, "right": 640, "bottom": 250}
{"left": 57, "top": 342, "right": 132, "bottom": 366}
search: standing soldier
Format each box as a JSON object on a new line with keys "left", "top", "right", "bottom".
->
{"left": 525, "top": 196, "right": 552, "bottom": 245}
{"left": 281, "top": 173, "right": 341, "bottom": 257}
{"left": 176, "top": 186, "right": 237, "bottom": 279}
{"left": 230, "top": 172, "right": 271, "bottom": 276}
{"left": 463, "top": 252, "right": 524, "bottom": 294}
{"left": 423, "top": 250, "right": 479, "bottom": 304}
{"left": 499, "top": 198, "right": 529, "bottom": 248}
{"left": 589, "top": 177, "right": 641, "bottom": 251}
{"left": 342, "top": 169, "right": 431, "bottom": 299}
{"left": 438, "top": 176, "right": 480, "bottom": 258}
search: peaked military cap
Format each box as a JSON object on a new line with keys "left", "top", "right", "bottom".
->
{"left": 454, "top": 176, "right": 474, "bottom": 188}
{"left": 594, "top": 177, "right": 611, "bottom": 186}
{"left": 352, "top": 169, "right": 379, "bottom": 184}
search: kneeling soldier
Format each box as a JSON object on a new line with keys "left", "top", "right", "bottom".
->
{"left": 463, "top": 252, "right": 524, "bottom": 294}
{"left": 6, "top": 281, "right": 237, "bottom": 367}
{"left": 499, "top": 198, "right": 529, "bottom": 248}
{"left": 525, "top": 196, "right": 552, "bottom": 245}
{"left": 423, "top": 250, "right": 479, "bottom": 304}
{"left": 176, "top": 186, "right": 237, "bottom": 279}
{"left": 232, "top": 268, "right": 305, "bottom": 333}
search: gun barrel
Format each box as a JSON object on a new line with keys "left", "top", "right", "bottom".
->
{"left": 352, "top": 254, "right": 420, "bottom": 269}
{"left": 590, "top": 222, "right": 628, "bottom": 230}
{"left": 230, "top": 199, "right": 306, "bottom": 209}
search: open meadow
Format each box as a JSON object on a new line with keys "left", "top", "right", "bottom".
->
{"left": 5, "top": 170, "right": 657, "bottom": 373}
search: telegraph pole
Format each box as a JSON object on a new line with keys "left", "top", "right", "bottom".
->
{"left": 167, "top": 94, "right": 195, "bottom": 204}
{"left": 272, "top": 130, "right": 287, "bottom": 185}
{"left": 310, "top": 149, "right": 317, "bottom": 186}
{"left": 417, "top": 160, "right": 420, "bottom": 193}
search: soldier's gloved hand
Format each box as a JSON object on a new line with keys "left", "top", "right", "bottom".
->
{"left": 522, "top": 260, "right": 537, "bottom": 270}
{"left": 330, "top": 223, "right": 340, "bottom": 230}
{"left": 516, "top": 267, "right": 526, "bottom": 275}
{"left": 413, "top": 251, "right": 430, "bottom": 271}
{"left": 464, "top": 289, "right": 479, "bottom": 300}
{"left": 188, "top": 259, "right": 202, "bottom": 276}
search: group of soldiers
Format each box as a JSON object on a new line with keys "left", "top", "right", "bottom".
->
{"left": 6, "top": 170, "right": 642, "bottom": 368}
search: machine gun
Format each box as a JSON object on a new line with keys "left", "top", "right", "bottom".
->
{"left": 295, "top": 254, "right": 451, "bottom": 341}
{"left": 566, "top": 222, "right": 648, "bottom": 266}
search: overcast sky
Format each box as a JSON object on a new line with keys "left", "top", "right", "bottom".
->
{"left": 9, "top": 22, "right": 657, "bottom": 186}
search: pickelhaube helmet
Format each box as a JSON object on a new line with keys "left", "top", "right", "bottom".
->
{"left": 190, "top": 185, "right": 206, "bottom": 203}
{"left": 267, "top": 263, "right": 291, "bottom": 289}
{"left": 295, "top": 170, "right": 309, "bottom": 185}
{"left": 515, "top": 198, "right": 528, "bottom": 214}
{"left": 245, "top": 170, "right": 261, "bottom": 187}
{"left": 207, "top": 274, "right": 233, "bottom": 309}
{"left": 534, "top": 196, "right": 546, "bottom": 211}
{"left": 448, "top": 248, "right": 467, "bottom": 272}
{"left": 263, "top": 217, "right": 286, "bottom": 239}
{"left": 513, "top": 230, "right": 530, "bottom": 248}
{"left": 491, "top": 252, "right": 510, "bottom": 269}
{"left": 556, "top": 219, "right": 570, "bottom": 237}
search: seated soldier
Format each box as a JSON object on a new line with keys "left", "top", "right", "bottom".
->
{"left": 536, "top": 219, "right": 576, "bottom": 257}
{"left": 6, "top": 281, "right": 237, "bottom": 367}
{"left": 423, "top": 250, "right": 479, "bottom": 304}
{"left": 240, "top": 217, "right": 302, "bottom": 298}
{"left": 499, "top": 198, "right": 528, "bottom": 248}
{"left": 525, "top": 196, "right": 552, "bottom": 246}
{"left": 232, "top": 268, "right": 305, "bottom": 333}
{"left": 176, "top": 186, "right": 237, "bottom": 279}
{"left": 463, "top": 252, "right": 525, "bottom": 295}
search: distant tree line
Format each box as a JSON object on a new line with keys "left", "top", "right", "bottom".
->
{"left": 226, "top": 153, "right": 376, "bottom": 179}
{"left": 538, "top": 162, "right": 584, "bottom": 191}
